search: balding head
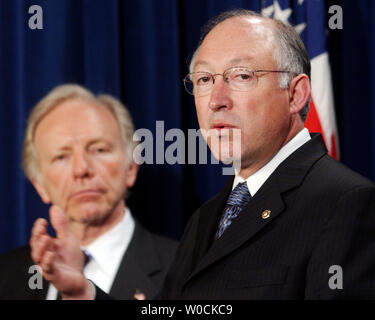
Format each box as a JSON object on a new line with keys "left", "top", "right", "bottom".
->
{"left": 189, "top": 9, "right": 311, "bottom": 121}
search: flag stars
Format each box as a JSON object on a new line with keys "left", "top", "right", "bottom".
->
{"left": 261, "top": 0, "right": 306, "bottom": 35}
{"left": 272, "top": 0, "right": 292, "bottom": 24}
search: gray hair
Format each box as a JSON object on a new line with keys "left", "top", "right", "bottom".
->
{"left": 189, "top": 9, "right": 311, "bottom": 121}
{"left": 22, "top": 84, "right": 137, "bottom": 183}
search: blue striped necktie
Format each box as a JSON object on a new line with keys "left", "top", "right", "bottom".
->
{"left": 216, "top": 182, "right": 251, "bottom": 239}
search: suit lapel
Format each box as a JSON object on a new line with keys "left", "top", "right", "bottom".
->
{"left": 186, "top": 133, "right": 327, "bottom": 284}
{"left": 109, "top": 221, "right": 160, "bottom": 299}
{"left": 191, "top": 177, "right": 234, "bottom": 264}
{"left": 187, "top": 174, "right": 285, "bottom": 283}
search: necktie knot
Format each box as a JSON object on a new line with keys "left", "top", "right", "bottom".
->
{"left": 81, "top": 248, "right": 93, "bottom": 266}
{"left": 226, "top": 182, "right": 251, "bottom": 207}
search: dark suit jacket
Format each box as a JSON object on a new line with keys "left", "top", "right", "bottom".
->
{"left": 161, "top": 134, "right": 375, "bottom": 299}
{"left": 0, "top": 220, "right": 177, "bottom": 300}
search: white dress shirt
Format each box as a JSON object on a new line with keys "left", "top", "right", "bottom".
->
{"left": 46, "top": 207, "right": 135, "bottom": 300}
{"left": 233, "top": 128, "right": 311, "bottom": 196}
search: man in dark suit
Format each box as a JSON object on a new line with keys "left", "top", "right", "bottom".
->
{"left": 161, "top": 9, "right": 375, "bottom": 299}
{"left": 0, "top": 84, "right": 177, "bottom": 300}
{"left": 29, "top": 9, "right": 375, "bottom": 299}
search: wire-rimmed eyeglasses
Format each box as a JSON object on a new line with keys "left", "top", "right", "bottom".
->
{"left": 183, "top": 66, "right": 295, "bottom": 97}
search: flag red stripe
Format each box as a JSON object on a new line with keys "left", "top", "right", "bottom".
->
{"left": 305, "top": 98, "right": 338, "bottom": 160}
{"left": 330, "top": 133, "right": 338, "bottom": 160}
{"left": 305, "top": 98, "right": 326, "bottom": 141}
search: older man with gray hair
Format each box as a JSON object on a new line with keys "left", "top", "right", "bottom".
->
{"left": 0, "top": 84, "right": 177, "bottom": 300}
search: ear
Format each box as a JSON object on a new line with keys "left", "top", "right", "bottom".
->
{"left": 288, "top": 74, "right": 311, "bottom": 115}
{"left": 31, "top": 179, "right": 51, "bottom": 204}
{"left": 125, "top": 162, "right": 138, "bottom": 189}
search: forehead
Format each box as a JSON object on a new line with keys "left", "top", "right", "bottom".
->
{"left": 34, "top": 98, "right": 121, "bottom": 147}
{"left": 195, "top": 17, "right": 277, "bottom": 70}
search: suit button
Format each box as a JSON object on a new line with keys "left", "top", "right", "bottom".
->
{"left": 261, "top": 210, "right": 271, "bottom": 219}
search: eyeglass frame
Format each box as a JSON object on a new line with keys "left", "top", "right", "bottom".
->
{"left": 183, "top": 66, "right": 296, "bottom": 96}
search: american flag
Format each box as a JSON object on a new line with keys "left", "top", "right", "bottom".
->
{"left": 262, "top": 0, "right": 339, "bottom": 159}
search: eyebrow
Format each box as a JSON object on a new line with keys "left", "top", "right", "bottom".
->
{"left": 228, "top": 57, "right": 255, "bottom": 65}
{"left": 193, "top": 56, "right": 256, "bottom": 71}
{"left": 193, "top": 60, "right": 210, "bottom": 70}
{"left": 53, "top": 139, "right": 112, "bottom": 152}
{"left": 87, "top": 139, "right": 111, "bottom": 146}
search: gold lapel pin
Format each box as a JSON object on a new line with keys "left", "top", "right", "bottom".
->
{"left": 261, "top": 210, "right": 271, "bottom": 219}
{"left": 133, "top": 289, "right": 146, "bottom": 300}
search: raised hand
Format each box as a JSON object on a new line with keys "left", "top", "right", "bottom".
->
{"left": 30, "top": 205, "right": 94, "bottom": 299}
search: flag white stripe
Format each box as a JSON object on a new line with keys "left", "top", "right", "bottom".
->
{"left": 310, "top": 52, "right": 339, "bottom": 156}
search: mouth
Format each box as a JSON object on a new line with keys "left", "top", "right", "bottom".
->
{"left": 210, "top": 122, "right": 237, "bottom": 134}
{"left": 70, "top": 189, "right": 103, "bottom": 200}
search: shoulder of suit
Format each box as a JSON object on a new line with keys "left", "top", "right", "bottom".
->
{"left": 143, "top": 227, "right": 178, "bottom": 252}
{"left": 0, "top": 245, "right": 34, "bottom": 290}
{"left": 0, "top": 245, "right": 32, "bottom": 266}
{"left": 310, "top": 154, "right": 375, "bottom": 191}
{"left": 133, "top": 220, "right": 178, "bottom": 257}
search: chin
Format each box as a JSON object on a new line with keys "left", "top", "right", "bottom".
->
{"left": 210, "top": 141, "right": 241, "bottom": 164}
{"left": 69, "top": 204, "right": 109, "bottom": 224}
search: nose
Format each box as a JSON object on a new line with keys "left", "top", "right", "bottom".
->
{"left": 72, "top": 150, "right": 93, "bottom": 179}
{"left": 208, "top": 76, "right": 233, "bottom": 111}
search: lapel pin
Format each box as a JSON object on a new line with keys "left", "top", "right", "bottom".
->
{"left": 261, "top": 210, "right": 271, "bottom": 219}
{"left": 133, "top": 289, "right": 146, "bottom": 300}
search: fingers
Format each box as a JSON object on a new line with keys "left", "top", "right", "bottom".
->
{"left": 49, "top": 205, "right": 69, "bottom": 239}
{"left": 30, "top": 218, "right": 48, "bottom": 246}
{"left": 30, "top": 224, "right": 56, "bottom": 281}
{"left": 31, "top": 234, "right": 53, "bottom": 265}
{"left": 30, "top": 218, "right": 48, "bottom": 263}
{"left": 41, "top": 250, "right": 55, "bottom": 275}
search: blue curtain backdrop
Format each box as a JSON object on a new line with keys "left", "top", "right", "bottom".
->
{"left": 0, "top": 0, "right": 374, "bottom": 254}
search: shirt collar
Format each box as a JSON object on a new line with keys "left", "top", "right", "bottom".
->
{"left": 233, "top": 128, "right": 311, "bottom": 196}
{"left": 82, "top": 207, "right": 135, "bottom": 279}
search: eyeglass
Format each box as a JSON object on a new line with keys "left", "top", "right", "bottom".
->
{"left": 183, "top": 66, "right": 295, "bottom": 97}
